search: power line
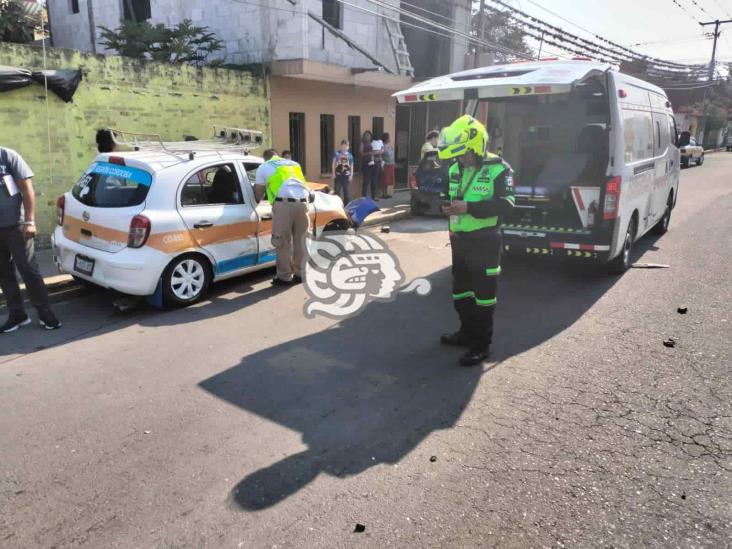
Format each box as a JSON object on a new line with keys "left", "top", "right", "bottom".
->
{"left": 670, "top": 0, "right": 702, "bottom": 22}
{"left": 708, "top": 0, "right": 732, "bottom": 18}
{"left": 355, "top": 0, "right": 537, "bottom": 60}
{"left": 490, "top": 0, "right": 705, "bottom": 70}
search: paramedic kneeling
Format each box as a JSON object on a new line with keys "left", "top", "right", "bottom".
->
{"left": 254, "top": 149, "right": 312, "bottom": 286}
{"left": 438, "top": 115, "right": 515, "bottom": 366}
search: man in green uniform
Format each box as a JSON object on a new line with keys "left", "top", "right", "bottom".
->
{"left": 438, "top": 115, "right": 515, "bottom": 366}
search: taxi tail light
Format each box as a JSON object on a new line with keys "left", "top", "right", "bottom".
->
{"left": 56, "top": 195, "right": 65, "bottom": 226}
{"left": 128, "top": 215, "right": 151, "bottom": 248}
{"left": 108, "top": 156, "right": 126, "bottom": 166}
{"left": 604, "top": 176, "right": 621, "bottom": 220}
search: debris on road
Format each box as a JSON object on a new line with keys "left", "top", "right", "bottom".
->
{"left": 143, "top": 430, "right": 152, "bottom": 435}
{"left": 381, "top": 225, "right": 391, "bottom": 233}
{"left": 677, "top": 307, "right": 688, "bottom": 314}
{"left": 113, "top": 297, "right": 141, "bottom": 312}
{"left": 663, "top": 338, "right": 677, "bottom": 348}
{"left": 631, "top": 262, "right": 670, "bottom": 269}
{"left": 354, "top": 524, "right": 366, "bottom": 533}
{"left": 430, "top": 456, "right": 437, "bottom": 462}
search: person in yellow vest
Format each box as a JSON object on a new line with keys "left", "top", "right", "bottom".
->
{"left": 254, "top": 149, "right": 313, "bottom": 286}
{"left": 438, "top": 115, "right": 515, "bottom": 366}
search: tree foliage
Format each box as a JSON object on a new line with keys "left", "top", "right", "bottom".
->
{"left": 98, "top": 19, "right": 223, "bottom": 67}
{"left": 0, "top": 0, "right": 45, "bottom": 43}
{"left": 471, "top": 9, "right": 533, "bottom": 63}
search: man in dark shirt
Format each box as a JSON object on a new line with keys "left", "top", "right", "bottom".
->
{"left": 0, "top": 147, "right": 61, "bottom": 332}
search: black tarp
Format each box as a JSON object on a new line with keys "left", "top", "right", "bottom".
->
{"left": 0, "top": 66, "right": 82, "bottom": 102}
{"left": 0, "top": 66, "right": 33, "bottom": 92}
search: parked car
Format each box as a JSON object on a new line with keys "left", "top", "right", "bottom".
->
{"left": 395, "top": 59, "right": 680, "bottom": 273}
{"left": 53, "top": 149, "right": 350, "bottom": 307}
{"left": 678, "top": 131, "right": 704, "bottom": 167}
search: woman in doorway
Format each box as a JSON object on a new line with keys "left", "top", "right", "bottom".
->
{"left": 360, "top": 131, "right": 380, "bottom": 200}
{"left": 380, "top": 132, "right": 395, "bottom": 199}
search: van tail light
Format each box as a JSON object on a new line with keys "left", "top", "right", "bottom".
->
{"left": 56, "top": 195, "right": 65, "bottom": 226}
{"left": 604, "top": 177, "right": 622, "bottom": 220}
{"left": 128, "top": 215, "right": 151, "bottom": 248}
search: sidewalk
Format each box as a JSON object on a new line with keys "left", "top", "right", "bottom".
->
{"left": 17, "top": 190, "right": 412, "bottom": 294}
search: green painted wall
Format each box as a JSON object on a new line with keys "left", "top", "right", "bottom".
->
{"left": 0, "top": 43, "right": 270, "bottom": 245}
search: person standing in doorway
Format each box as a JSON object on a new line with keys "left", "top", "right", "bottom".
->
{"left": 254, "top": 149, "right": 312, "bottom": 286}
{"left": 380, "top": 132, "right": 395, "bottom": 199}
{"left": 0, "top": 147, "right": 61, "bottom": 332}
{"left": 360, "top": 131, "right": 380, "bottom": 200}
{"left": 332, "top": 139, "right": 353, "bottom": 205}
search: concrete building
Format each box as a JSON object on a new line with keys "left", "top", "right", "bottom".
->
{"left": 48, "top": 0, "right": 472, "bottom": 189}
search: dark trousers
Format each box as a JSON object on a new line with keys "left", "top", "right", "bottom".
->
{"left": 450, "top": 228, "right": 502, "bottom": 352}
{"left": 334, "top": 175, "right": 351, "bottom": 205}
{"left": 361, "top": 163, "right": 380, "bottom": 199}
{"left": 0, "top": 226, "right": 49, "bottom": 314}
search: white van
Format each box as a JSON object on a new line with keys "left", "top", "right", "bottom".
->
{"left": 395, "top": 60, "right": 680, "bottom": 272}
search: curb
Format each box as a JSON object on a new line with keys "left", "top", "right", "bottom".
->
{"left": 2, "top": 204, "right": 413, "bottom": 309}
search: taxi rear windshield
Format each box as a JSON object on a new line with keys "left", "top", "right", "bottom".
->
{"left": 72, "top": 162, "right": 153, "bottom": 208}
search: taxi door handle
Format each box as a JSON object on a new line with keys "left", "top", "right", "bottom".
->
{"left": 194, "top": 221, "right": 213, "bottom": 229}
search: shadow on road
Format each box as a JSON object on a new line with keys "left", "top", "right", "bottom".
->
{"left": 199, "top": 233, "right": 663, "bottom": 512}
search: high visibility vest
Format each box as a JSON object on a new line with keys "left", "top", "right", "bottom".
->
{"left": 264, "top": 157, "right": 308, "bottom": 204}
{"left": 447, "top": 154, "right": 506, "bottom": 233}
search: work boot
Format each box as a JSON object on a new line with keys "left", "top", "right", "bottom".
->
{"left": 440, "top": 330, "right": 471, "bottom": 347}
{"left": 38, "top": 308, "right": 62, "bottom": 330}
{"left": 459, "top": 348, "right": 490, "bottom": 367}
{"left": 0, "top": 311, "right": 31, "bottom": 333}
{"left": 271, "top": 277, "right": 294, "bottom": 287}
{"left": 292, "top": 275, "right": 303, "bottom": 284}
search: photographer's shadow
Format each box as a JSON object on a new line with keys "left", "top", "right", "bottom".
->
{"left": 199, "top": 269, "right": 483, "bottom": 511}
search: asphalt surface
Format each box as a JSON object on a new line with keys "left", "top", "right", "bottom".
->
{"left": 1, "top": 154, "right": 730, "bottom": 548}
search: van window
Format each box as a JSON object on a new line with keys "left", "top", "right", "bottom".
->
{"left": 668, "top": 115, "right": 678, "bottom": 147}
{"left": 653, "top": 113, "right": 670, "bottom": 156}
{"left": 72, "top": 162, "right": 152, "bottom": 208}
{"left": 622, "top": 109, "right": 654, "bottom": 163}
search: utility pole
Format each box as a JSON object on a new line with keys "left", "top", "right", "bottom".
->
{"left": 473, "top": 0, "right": 486, "bottom": 69}
{"left": 699, "top": 19, "right": 732, "bottom": 81}
{"left": 537, "top": 31, "right": 545, "bottom": 60}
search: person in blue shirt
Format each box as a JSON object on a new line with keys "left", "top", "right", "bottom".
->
{"left": 332, "top": 139, "right": 354, "bottom": 205}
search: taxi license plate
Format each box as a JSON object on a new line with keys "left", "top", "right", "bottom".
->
{"left": 74, "top": 255, "right": 95, "bottom": 276}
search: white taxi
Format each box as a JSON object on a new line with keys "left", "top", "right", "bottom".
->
{"left": 52, "top": 142, "right": 350, "bottom": 307}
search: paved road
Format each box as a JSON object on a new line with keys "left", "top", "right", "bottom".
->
{"left": 1, "top": 155, "right": 730, "bottom": 548}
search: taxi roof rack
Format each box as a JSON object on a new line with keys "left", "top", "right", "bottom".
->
{"left": 108, "top": 126, "right": 264, "bottom": 160}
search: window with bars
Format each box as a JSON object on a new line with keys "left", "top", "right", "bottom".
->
{"left": 123, "top": 0, "right": 152, "bottom": 22}
{"left": 322, "top": 0, "right": 342, "bottom": 29}
{"left": 289, "top": 112, "right": 306, "bottom": 171}
{"left": 372, "top": 117, "right": 384, "bottom": 141}
{"left": 71, "top": 0, "right": 80, "bottom": 14}
{"left": 348, "top": 115, "right": 361, "bottom": 172}
{"left": 320, "top": 114, "right": 335, "bottom": 175}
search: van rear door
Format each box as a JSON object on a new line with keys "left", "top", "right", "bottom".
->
{"left": 63, "top": 160, "right": 152, "bottom": 253}
{"left": 395, "top": 61, "right": 612, "bottom": 233}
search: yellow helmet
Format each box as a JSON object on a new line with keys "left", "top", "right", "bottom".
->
{"left": 437, "top": 115, "right": 488, "bottom": 160}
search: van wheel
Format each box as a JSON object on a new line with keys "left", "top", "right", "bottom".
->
{"left": 162, "top": 254, "right": 211, "bottom": 307}
{"left": 651, "top": 195, "right": 673, "bottom": 235}
{"left": 681, "top": 158, "right": 689, "bottom": 169}
{"left": 608, "top": 218, "right": 636, "bottom": 274}
{"left": 696, "top": 154, "right": 704, "bottom": 166}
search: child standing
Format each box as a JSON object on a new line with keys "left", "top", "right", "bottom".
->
{"left": 332, "top": 139, "right": 354, "bottom": 205}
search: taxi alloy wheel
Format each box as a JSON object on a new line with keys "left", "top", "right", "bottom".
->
{"left": 163, "top": 255, "right": 211, "bottom": 307}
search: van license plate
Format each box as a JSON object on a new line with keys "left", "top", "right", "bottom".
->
{"left": 74, "top": 255, "right": 95, "bottom": 276}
